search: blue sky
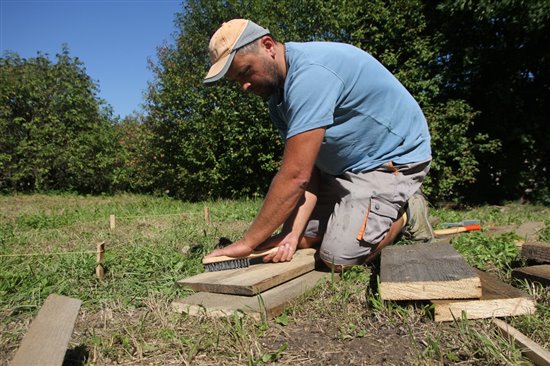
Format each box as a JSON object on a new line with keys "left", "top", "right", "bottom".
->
{"left": 1, "top": 0, "right": 182, "bottom": 118}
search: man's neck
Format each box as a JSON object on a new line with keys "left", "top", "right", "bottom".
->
{"left": 276, "top": 42, "right": 287, "bottom": 83}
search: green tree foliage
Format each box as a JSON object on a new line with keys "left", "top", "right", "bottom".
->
{"left": 113, "top": 113, "right": 158, "bottom": 193}
{"left": 427, "top": 0, "right": 550, "bottom": 203}
{"left": 0, "top": 47, "right": 120, "bottom": 193}
{"left": 146, "top": 1, "right": 282, "bottom": 200}
{"left": 4, "top": 1, "right": 543, "bottom": 203}
{"left": 147, "top": 0, "right": 495, "bottom": 201}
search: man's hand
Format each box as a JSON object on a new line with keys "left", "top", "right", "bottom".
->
{"left": 258, "top": 232, "right": 300, "bottom": 263}
{"left": 204, "top": 240, "right": 253, "bottom": 259}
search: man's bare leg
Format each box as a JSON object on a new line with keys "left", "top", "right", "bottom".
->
{"left": 363, "top": 213, "right": 406, "bottom": 264}
{"left": 311, "top": 214, "right": 406, "bottom": 272}
{"left": 300, "top": 236, "right": 354, "bottom": 272}
{"left": 298, "top": 236, "right": 321, "bottom": 249}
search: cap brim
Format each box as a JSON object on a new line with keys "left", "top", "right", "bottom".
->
{"left": 204, "top": 51, "right": 236, "bottom": 84}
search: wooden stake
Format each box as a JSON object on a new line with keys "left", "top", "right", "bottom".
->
{"left": 96, "top": 242, "right": 105, "bottom": 280}
{"left": 109, "top": 214, "right": 115, "bottom": 230}
{"left": 204, "top": 207, "right": 211, "bottom": 225}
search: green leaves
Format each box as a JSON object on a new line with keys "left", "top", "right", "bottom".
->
{"left": 142, "top": 0, "right": 510, "bottom": 202}
{"left": 145, "top": 1, "right": 283, "bottom": 201}
{"left": 0, "top": 47, "right": 120, "bottom": 194}
{"left": 428, "top": 0, "right": 550, "bottom": 202}
{"left": 3, "top": 1, "right": 547, "bottom": 202}
{"left": 452, "top": 231, "right": 520, "bottom": 273}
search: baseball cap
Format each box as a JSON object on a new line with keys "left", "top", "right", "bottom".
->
{"left": 204, "top": 19, "right": 270, "bottom": 84}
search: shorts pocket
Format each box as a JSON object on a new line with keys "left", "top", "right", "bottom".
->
{"left": 356, "top": 197, "right": 399, "bottom": 245}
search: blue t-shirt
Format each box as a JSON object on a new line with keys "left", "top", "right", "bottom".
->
{"left": 269, "top": 42, "right": 431, "bottom": 176}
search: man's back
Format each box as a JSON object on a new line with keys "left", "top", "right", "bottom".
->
{"left": 269, "top": 41, "right": 431, "bottom": 175}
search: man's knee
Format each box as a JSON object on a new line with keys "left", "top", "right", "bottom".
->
{"left": 319, "top": 249, "right": 365, "bottom": 272}
{"left": 299, "top": 236, "right": 322, "bottom": 249}
{"left": 320, "top": 258, "right": 356, "bottom": 273}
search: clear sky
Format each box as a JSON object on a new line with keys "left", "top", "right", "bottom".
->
{"left": 0, "top": 0, "right": 182, "bottom": 118}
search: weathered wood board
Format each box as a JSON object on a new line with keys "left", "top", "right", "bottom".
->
{"left": 173, "top": 270, "right": 334, "bottom": 320}
{"left": 521, "top": 242, "right": 550, "bottom": 263}
{"left": 10, "top": 294, "right": 81, "bottom": 366}
{"left": 432, "top": 269, "right": 535, "bottom": 321}
{"left": 178, "top": 248, "right": 317, "bottom": 296}
{"left": 493, "top": 319, "right": 550, "bottom": 366}
{"left": 512, "top": 265, "right": 550, "bottom": 287}
{"left": 486, "top": 224, "right": 519, "bottom": 237}
{"left": 515, "top": 222, "right": 545, "bottom": 244}
{"left": 380, "top": 243, "right": 482, "bottom": 300}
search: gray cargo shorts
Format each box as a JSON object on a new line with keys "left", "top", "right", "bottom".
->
{"left": 305, "top": 159, "right": 431, "bottom": 266}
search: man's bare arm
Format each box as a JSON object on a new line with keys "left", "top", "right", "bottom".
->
{"left": 204, "top": 127, "right": 325, "bottom": 259}
{"left": 261, "top": 168, "right": 320, "bottom": 262}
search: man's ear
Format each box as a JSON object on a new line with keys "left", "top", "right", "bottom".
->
{"left": 260, "top": 36, "right": 276, "bottom": 57}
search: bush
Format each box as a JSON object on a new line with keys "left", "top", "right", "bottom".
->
{"left": 0, "top": 47, "right": 120, "bottom": 193}
{"left": 146, "top": 0, "right": 494, "bottom": 201}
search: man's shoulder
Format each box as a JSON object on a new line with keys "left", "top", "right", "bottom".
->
{"left": 286, "top": 41, "right": 371, "bottom": 72}
{"left": 286, "top": 41, "right": 360, "bottom": 55}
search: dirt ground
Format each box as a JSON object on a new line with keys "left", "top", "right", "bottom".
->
{"left": 252, "top": 270, "right": 480, "bottom": 366}
{"left": 262, "top": 318, "right": 416, "bottom": 365}
{"left": 258, "top": 305, "right": 488, "bottom": 366}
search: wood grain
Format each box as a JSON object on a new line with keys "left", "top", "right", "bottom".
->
{"left": 173, "top": 270, "right": 335, "bottom": 320}
{"left": 380, "top": 243, "right": 481, "bottom": 300}
{"left": 179, "top": 248, "right": 317, "bottom": 296}
{"left": 432, "top": 269, "right": 535, "bottom": 321}
{"left": 515, "top": 222, "right": 545, "bottom": 243}
{"left": 493, "top": 319, "right": 550, "bottom": 366}
{"left": 521, "top": 242, "right": 550, "bottom": 262}
{"left": 513, "top": 265, "right": 550, "bottom": 287}
{"left": 10, "top": 294, "right": 81, "bottom": 366}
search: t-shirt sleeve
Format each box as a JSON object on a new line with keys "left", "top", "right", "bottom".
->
{"left": 285, "top": 64, "right": 344, "bottom": 139}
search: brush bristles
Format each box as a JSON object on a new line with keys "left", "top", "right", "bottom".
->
{"left": 204, "top": 258, "right": 251, "bottom": 272}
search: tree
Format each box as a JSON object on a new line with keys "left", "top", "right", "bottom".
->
{"left": 0, "top": 47, "right": 120, "bottom": 193}
{"left": 113, "top": 112, "right": 158, "bottom": 193}
{"left": 427, "top": 0, "right": 550, "bottom": 203}
{"left": 146, "top": 0, "right": 495, "bottom": 202}
{"left": 146, "top": 1, "right": 283, "bottom": 200}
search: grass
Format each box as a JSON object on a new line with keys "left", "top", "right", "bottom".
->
{"left": 1, "top": 193, "right": 549, "bottom": 365}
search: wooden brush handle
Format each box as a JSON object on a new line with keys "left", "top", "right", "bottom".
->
{"left": 202, "top": 247, "right": 278, "bottom": 264}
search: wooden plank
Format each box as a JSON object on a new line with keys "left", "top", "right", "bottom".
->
{"left": 513, "top": 265, "right": 550, "bottom": 287}
{"left": 172, "top": 270, "right": 334, "bottom": 320}
{"left": 178, "top": 248, "right": 317, "bottom": 296}
{"left": 380, "top": 243, "right": 482, "bottom": 300}
{"left": 493, "top": 319, "right": 550, "bottom": 366}
{"left": 10, "top": 294, "right": 81, "bottom": 366}
{"left": 515, "top": 222, "right": 545, "bottom": 244}
{"left": 432, "top": 269, "right": 535, "bottom": 321}
{"left": 486, "top": 224, "right": 518, "bottom": 237}
{"left": 521, "top": 242, "right": 550, "bottom": 262}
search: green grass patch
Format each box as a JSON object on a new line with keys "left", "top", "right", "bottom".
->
{"left": 1, "top": 194, "right": 548, "bottom": 365}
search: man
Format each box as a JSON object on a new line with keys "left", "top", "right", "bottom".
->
{"left": 204, "top": 19, "right": 434, "bottom": 271}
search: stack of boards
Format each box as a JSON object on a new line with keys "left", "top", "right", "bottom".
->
{"left": 173, "top": 248, "right": 333, "bottom": 320}
{"left": 379, "top": 242, "right": 536, "bottom": 321}
{"left": 512, "top": 241, "right": 550, "bottom": 287}
{"left": 490, "top": 221, "right": 550, "bottom": 287}
{"left": 173, "top": 242, "right": 537, "bottom": 322}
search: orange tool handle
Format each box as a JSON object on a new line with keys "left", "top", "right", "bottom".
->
{"left": 434, "top": 224, "right": 481, "bottom": 236}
